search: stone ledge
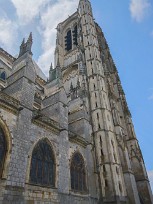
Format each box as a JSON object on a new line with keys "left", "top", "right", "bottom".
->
{"left": 32, "top": 111, "right": 60, "bottom": 134}
{"left": 69, "top": 131, "right": 89, "bottom": 148}
{"left": 0, "top": 92, "right": 20, "bottom": 114}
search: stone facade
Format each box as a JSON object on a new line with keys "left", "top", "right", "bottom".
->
{"left": 0, "top": 0, "right": 152, "bottom": 204}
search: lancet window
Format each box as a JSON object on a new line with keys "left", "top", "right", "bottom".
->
{"left": 70, "top": 152, "right": 87, "bottom": 192}
{"left": 65, "top": 30, "right": 72, "bottom": 51}
{"left": 29, "top": 139, "right": 55, "bottom": 187}
{"left": 0, "top": 127, "right": 6, "bottom": 178}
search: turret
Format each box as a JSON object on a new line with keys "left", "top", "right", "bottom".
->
{"left": 4, "top": 32, "right": 35, "bottom": 109}
{"left": 48, "top": 56, "right": 62, "bottom": 83}
{"left": 18, "top": 32, "right": 33, "bottom": 58}
{"left": 26, "top": 32, "right": 33, "bottom": 55}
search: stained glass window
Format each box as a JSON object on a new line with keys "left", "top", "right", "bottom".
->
{"left": 70, "top": 152, "right": 87, "bottom": 192}
{"left": 0, "top": 127, "right": 6, "bottom": 178}
{"left": 29, "top": 139, "right": 55, "bottom": 187}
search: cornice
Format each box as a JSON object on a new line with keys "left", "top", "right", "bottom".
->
{"left": 0, "top": 92, "right": 20, "bottom": 115}
{"left": 69, "top": 131, "right": 89, "bottom": 148}
{"left": 32, "top": 111, "right": 60, "bottom": 134}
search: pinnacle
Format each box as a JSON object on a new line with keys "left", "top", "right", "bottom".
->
{"left": 27, "top": 32, "right": 33, "bottom": 42}
{"left": 57, "top": 55, "right": 60, "bottom": 67}
{"left": 21, "top": 38, "right": 25, "bottom": 45}
{"left": 50, "top": 62, "right": 53, "bottom": 70}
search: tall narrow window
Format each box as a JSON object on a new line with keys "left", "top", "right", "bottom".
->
{"left": 72, "top": 25, "right": 78, "bottom": 46}
{"left": 30, "top": 139, "right": 55, "bottom": 187}
{"left": 65, "top": 30, "right": 72, "bottom": 51}
{"left": 0, "top": 127, "right": 6, "bottom": 178}
{"left": 71, "top": 152, "right": 87, "bottom": 192}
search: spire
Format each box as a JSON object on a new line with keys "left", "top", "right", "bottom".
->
{"left": 27, "top": 32, "right": 33, "bottom": 43}
{"left": 26, "top": 32, "right": 33, "bottom": 55}
{"left": 21, "top": 38, "right": 25, "bottom": 45}
{"left": 18, "top": 33, "right": 33, "bottom": 57}
{"left": 57, "top": 54, "right": 60, "bottom": 67}
{"left": 49, "top": 62, "right": 53, "bottom": 82}
{"left": 50, "top": 62, "right": 53, "bottom": 71}
{"left": 19, "top": 38, "right": 26, "bottom": 57}
{"left": 56, "top": 55, "right": 62, "bottom": 79}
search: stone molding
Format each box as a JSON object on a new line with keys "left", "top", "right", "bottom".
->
{"left": 0, "top": 92, "right": 20, "bottom": 114}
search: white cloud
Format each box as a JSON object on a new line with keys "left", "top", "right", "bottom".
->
{"left": 0, "top": 0, "right": 79, "bottom": 76}
{"left": 11, "top": 0, "right": 51, "bottom": 25}
{"left": 129, "top": 0, "right": 151, "bottom": 22}
{"left": 148, "top": 170, "right": 153, "bottom": 192}
{"left": 37, "top": 0, "right": 79, "bottom": 75}
{"left": 0, "top": 16, "right": 18, "bottom": 52}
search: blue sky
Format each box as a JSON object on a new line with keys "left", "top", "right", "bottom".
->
{"left": 0, "top": 0, "right": 153, "bottom": 191}
{"left": 92, "top": 0, "right": 153, "bottom": 191}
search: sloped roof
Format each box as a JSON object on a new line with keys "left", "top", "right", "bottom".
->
{"left": 0, "top": 47, "right": 47, "bottom": 81}
{"left": 0, "top": 47, "right": 16, "bottom": 61}
{"left": 32, "top": 60, "right": 47, "bottom": 81}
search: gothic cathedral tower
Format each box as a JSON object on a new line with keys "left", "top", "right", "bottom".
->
{"left": 0, "top": 0, "right": 152, "bottom": 203}
{"left": 54, "top": 0, "right": 153, "bottom": 203}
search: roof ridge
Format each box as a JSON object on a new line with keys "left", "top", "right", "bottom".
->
{"left": 0, "top": 47, "right": 16, "bottom": 60}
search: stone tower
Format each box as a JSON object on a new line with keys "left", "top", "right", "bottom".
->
{"left": 0, "top": 0, "right": 152, "bottom": 204}
{"left": 54, "top": 0, "right": 153, "bottom": 203}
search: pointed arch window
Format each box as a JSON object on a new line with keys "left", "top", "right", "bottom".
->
{"left": 70, "top": 152, "right": 87, "bottom": 192}
{"left": 65, "top": 30, "right": 72, "bottom": 51}
{"left": 0, "top": 127, "right": 7, "bottom": 178}
{"left": 29, "top": 139, "right": 55, "bottom": 187}
{"left": 1, "top": 72, "right": 6, "bottom": 80}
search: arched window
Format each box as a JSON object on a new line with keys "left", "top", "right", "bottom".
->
{"left": 1, "top": 72, "right": 6, "bottom": 80}
{"left": 29, "top": 139, "right": 55, "bottom": 187}
{"left": 65, "top": 30, "right": 72, "bottom": 51}
{"left": 0, "top": 127, "right": 7, "bottom": 178}
{"left": 70, "top": 152, "right": 87, "bottom": 192}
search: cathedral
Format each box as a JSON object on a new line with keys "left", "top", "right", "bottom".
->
{"left": 0, "top": 0, "right": 152, "bottom": 203}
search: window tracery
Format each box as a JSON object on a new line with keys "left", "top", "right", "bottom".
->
{"left": 29, "top": 139, "right": 55, "bottom": 187}
{"left": 70, "top": 152, "right": 87, "bottom": 192}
